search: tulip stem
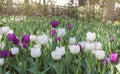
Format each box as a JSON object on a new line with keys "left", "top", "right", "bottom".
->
{"left": 109, "top": 42, "right": 111, "bottom": 53}
{"left": 111, "top": 64, "right": 114, "bottom": 74}
{"left": 102, "top": 64, "right": 105, "bottom": 74}
{"left": 35, "top": 58, "right": 38, "bottom": 74}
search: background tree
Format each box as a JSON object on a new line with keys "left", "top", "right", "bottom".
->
{"left": 78, "top": 0, "right": 87, "bottom": 6}
{"left": 103, "top": 0, "right": 116, "bottom": 22}
{"left": 7, "top": 0, "right": 12, "bottom": 15}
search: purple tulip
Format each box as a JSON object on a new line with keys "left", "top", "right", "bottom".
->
{"left": 12, "top": 37, "right": 19, "bottom": 45}
{"left": 66, "top": 24, "right": 71, "bottom": 29}
{"left": 110, "top": 36, "right": 114, "bottom": 43}
{"left": 76, "top": 43, "right": 82, "bottom": 51}
{"left": 7, "top": 33, "right": 19, "bottom": 45}
{"left": 22, "top": 34, "right": 30, "bottom": 43}
{"left": 110, "top": 52, "right": 118, "bottom": 63}
{"left": 22, "top": 42, "right": 27, "bottom": 48}
{"left": 7, "top": 33, "right": 16, "bottom": 41}
{"left": 56, "top": 37, "right": 61, "bottom": 43}
{"left": 50, "top": 21, "right": 59, "bottom": 28}
{"left": 49, "top": 29, "right": 56, "bottom": 36}
{"left": 101, "top": 59, "right": 108, "bottom": 65}
{"left": 21, "top": 34, "right": 30, "bottom": 48}
{"left": 1, "top": 50, "right": 9, "bottom": 58}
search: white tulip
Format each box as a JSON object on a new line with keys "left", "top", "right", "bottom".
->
{"left": 57, "top": 28, "right": 66, "bottom": 37}
{"left": 78, "top": 41, "right": 86, "bottom": 48}
{"left": 37, "top": 34, "right": 48, "bottom": 45}
{"left": 34, "top": 44, "right": 41, "bottom": 48}
{"left": 7, "top": 30, "right": 13, "bottom": 35}
{"left": 10, "top": 47, "right": 19, "bottom": 55}
{"left": 55, "top": 47, "right": 65, "bottom": 56}
{"left": 69, "top": 37, "right": 76, "bottom": 44}
{"left": 95, "top": 42, "right": 102, "bottom": 50}
{"left": 69, "top": 45, "right": 80, "bottom": 55}
{"left": 0, "top": 58, "right": 4, "bottom": 66}
{"left": 86, "top": 32, "right": 96, "bottom": 42}
{"left": 51, "top": 51, "right": 62, "bottom": 60}
{"left": 30, "top": 47, "right": 41, "bottom": 58}
{"left": 2, "top": 26, "right": 10, "bottom": 33}
{"left": 30, "top": 35, "right": 36, "bottom": 41}
{"left": 85, "top": 42, "right": 95, "bottom": 51}
{"left": 95, "top": 50, "right": 105, "bottom": 60}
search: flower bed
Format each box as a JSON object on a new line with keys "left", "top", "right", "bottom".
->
{"left": 0, "top": 16, "right": 120, "bottom": 74}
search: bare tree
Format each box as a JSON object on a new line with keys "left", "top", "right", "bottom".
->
{"left": 43, "top": 0, "right": 46, "bottom": 5}
{"left": 71, "top": 0, "right": 74, "bottom": 4}
{"left": 43, "top": 0, "right": 47, "bottom": 15}
{"left": 7, "top": 0, "right": 12, "bottom": 15}
{"left": 78, "top": 0, "right": 87, "bottom": 6}
{"left": 103, "top": 0, "right": 116, "bottom": 22}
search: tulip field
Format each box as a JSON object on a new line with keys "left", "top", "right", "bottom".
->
{"left": 0, "top": 16, "right": 120, "bottom": 74}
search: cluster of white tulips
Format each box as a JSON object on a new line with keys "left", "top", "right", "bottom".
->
{"left": 85, "top": 32, "right": 105, "bottom": 60}
{"left": 29, "top": 27, "right": 67, "bottom": 59}
{"left": 30, "top": 34, "right": 50, "bottom": 58}
{"left": 68, "top": 37, "right": 80, "bottom": 55}
{"left": 51, "top": 47, "right": 65, "bottom": 60}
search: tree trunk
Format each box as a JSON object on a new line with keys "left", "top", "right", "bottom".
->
{"left": 43, "top": 0, "right": 46, "bottom": 5}
{"left": 43, "top": 0, "right": 47, "bottom": 16}
{"left": 71, "top": 0, "right": 74, "bottom": 4}
{"left": 103, "top": 0, "right": 116, "bottom": 22}
{"left": 7, "top": 0, "right": 12, "bottom": 15}
{"left": 78, "top": 0, "right": 87, "bottom": 6}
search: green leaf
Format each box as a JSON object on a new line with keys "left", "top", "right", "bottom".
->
{"left": 0, "top": 66, "right": 3, "bottom": 74}
{"left": 5, "top": 71, "right": 11, "bottom": 74}
{"left": 27, "top": 68, "right": 34, "bottom": 73}
{"left": 8, "top": 62, "right": 20, "bottom": 73}
{"left": 27, "top": 58, "right": 35, "bottom": 64}
{"left": 40, "top": 67, "right": 50, "bottom": 74}
{"left": 52, "top": 63, "right": 59, "bottom": 74}
{"left": 116, "top": 64, "right": 120, "bottom": 72}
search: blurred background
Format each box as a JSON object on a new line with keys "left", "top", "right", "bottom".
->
{"left": 0, "top": 0, "right": 120, "bottom": 22}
